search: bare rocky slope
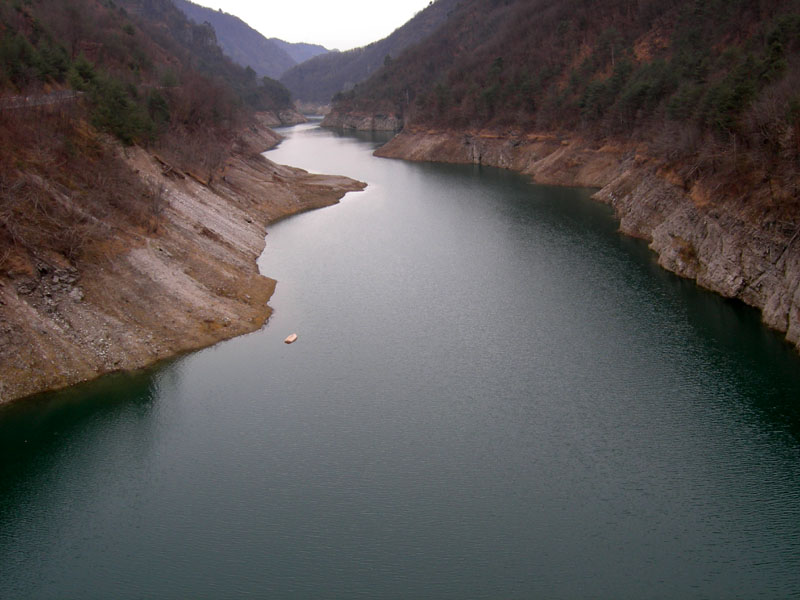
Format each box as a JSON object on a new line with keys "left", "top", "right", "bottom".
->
{"left": 0, "top": 119, "right": 365, "bottom": 404}
{"left": 321, "top": 110, "right": 403, "bottom": 131}
{"left": 376, "top": 129, "right": 800, "bottom": 350}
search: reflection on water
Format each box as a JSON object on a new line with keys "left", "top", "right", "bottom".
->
{"left": 0, "top": 123, "right": 799, "bottom": 599}
{"left": 0, "top": 366, "right": 171, "bottom": 539}
{"left": 1, "top": 368, "right": 160, "bottom": 464}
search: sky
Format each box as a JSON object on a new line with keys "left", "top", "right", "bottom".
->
{"left": 189, "top": 0, "right": 434, "bottom": 51}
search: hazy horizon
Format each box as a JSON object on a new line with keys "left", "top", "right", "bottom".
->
{"left": 188, "top": 0, "right": 433, "bottom": 51}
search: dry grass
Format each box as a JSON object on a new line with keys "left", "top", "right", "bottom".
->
{"left": 0, "top": 103, "right": 157, "bottom": 274}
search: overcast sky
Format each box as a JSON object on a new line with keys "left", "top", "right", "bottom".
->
{"left": 188, "top": 0, "right": 434, "bottom": 51}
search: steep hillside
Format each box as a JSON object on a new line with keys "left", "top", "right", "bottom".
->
{"left": 280, "top": 0, "right": 461, "bottom": 104}
{"left": 172, "top": 0, "right": 328, "bottom": 79}
{"left": 0, "top": 0, "right": 296, "bottom": 267}
{"left": 0, "top": 0, "right": 361, "bottom": 403}
{"left": 328, "top": 0, "right": 800, "bottom": 352}
{"left": 332, "top": 0, "right": 800, "bottom": 141}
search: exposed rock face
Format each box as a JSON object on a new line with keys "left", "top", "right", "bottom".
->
{"left": 0, "top": 122, "right": 365, "bottom": 404}
{"left": 321, "top": 111, "right": 403, "bottom": 131}
{"left": 294, "top": 101, "right": 331, "bottom": 117}
{"left": 376, "top": 129, "right": 800, "bottom": 351}
{"left": 276, "top": 109, "right": 308, "bottom": 126}
{"left": 256, "top": 109, "right": 308, "bottom": 127}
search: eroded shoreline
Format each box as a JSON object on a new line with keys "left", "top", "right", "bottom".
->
{"left": 0, "top": 122, "right": 365, "bottom": 405}
{"left": 375, "top": 128, "right": 800, "bottom": 351}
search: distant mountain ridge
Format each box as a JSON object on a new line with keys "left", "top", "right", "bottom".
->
{"left": 172, "top": 0, "right": 328, "bottom": 79}
{"left": 280, "top": 0, "right": 461, "bottom": 104}
{"left": 269, "top": 38, "right": 329, "bottom": 65}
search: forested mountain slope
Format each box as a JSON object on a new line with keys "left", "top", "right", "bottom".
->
{"left": 328, "top": 0, "right": 800, "bottom": 352}
{"left": 335, "top": 0, "right": 800, "bottom": 145}
{"left": 172, "top": 0, "right": 328, "bottom": 79}
{"left": 280, "top": 0, "right": 461, "bottom": 104}
{"left": 332, "top": 0, "right": 800, "bottom": 237}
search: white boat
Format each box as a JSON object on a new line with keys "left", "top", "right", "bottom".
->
{"left": 284, "top": 333, "right": 298, "bottom": 344}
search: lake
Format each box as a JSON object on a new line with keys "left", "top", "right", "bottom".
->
{"left": 1, "top": 123, "right": 799, "bottom": 598}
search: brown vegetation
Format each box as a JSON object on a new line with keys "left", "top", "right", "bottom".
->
{"left": 0, "top": 0, "right": 297, "bottom": 281}
{"left": 0, "top": 0, "right": 353, "bottom": 404}
{"left": 332, "top": 0, "right": 800, "bottom": 236}
{"left": 335, "top": 0, "right": 800, "bottom": 158}
{"left": 0, "top": 103, "right": 153, "bottom": 275}
{"left": 337, "top": 0, "right": 800, "bottom": 350}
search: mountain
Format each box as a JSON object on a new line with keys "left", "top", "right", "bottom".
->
{"left": 0, "top": 0, "right": 364, "bottom": 402}
{"left": 326, "top": 0, "right": 800, "bottom": 353}
{"left": 0, "top": 0, "right": 296, "bottom": 276}
{"left": 280, "top": 0, "right": 461, "bottom": 104}
{"left": 171, "top": 0, "right": 328, "bottom": 79}
{"left": 269, "top": 38, "right": 328, "bottom": 65}
{"left": 330, "top": 0, "right": 800, "bottom": 138}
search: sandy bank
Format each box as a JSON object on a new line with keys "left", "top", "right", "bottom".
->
{"left": 0, "top": 121, "right": 365, "bottom": 404}
{"left": 376, "top": 128, "right": 800, "bottom": 351}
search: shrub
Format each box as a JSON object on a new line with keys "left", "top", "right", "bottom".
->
{"left": 89, "top": 75, "right": 154, "bottom": 145}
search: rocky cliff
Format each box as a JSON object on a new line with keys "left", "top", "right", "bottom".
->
{"left": 321, "top": 110, "right": 403, "bottom": 131}
{"left": 0, "top": 120, "right": 365, "bottom": 404}
{"left": 259, "top": 109, "right": 308, "bottom": 127}
{"left": 376, "top": 129, "right": 800, "bottom": 350}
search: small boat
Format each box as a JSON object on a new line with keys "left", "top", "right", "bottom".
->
{"left": 284, "top": 333, "right": 298, "bottom": 344}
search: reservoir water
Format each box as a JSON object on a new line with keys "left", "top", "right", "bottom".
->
{"left": 2, "top": 123, "right": 800, "bottom": 598}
